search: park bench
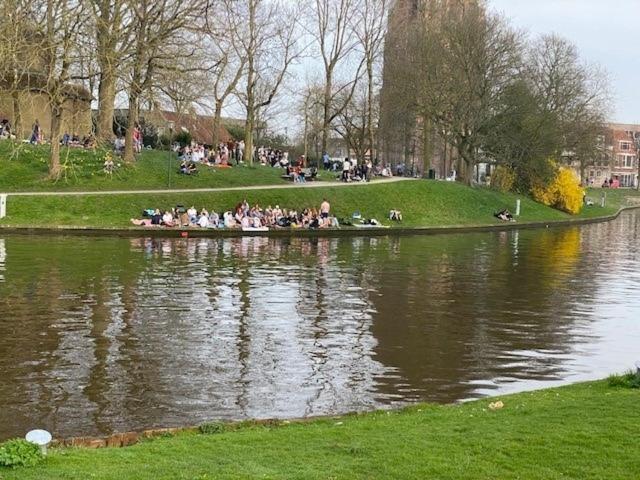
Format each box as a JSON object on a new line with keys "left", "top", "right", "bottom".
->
{"left": 281, "top": 168, "right": 318, "bottom": 182}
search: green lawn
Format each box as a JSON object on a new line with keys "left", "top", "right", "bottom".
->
{"left": 2, "top": 381, "right": 638, "bottom": 479}
{"left": 2, "top": 140, "right": 639, "bottom": 230}
{"left": 0, "top": 179, "right": 590, "bottom": 229}
{"left": 0, "top": 141, "right": 302, "bottom": 191}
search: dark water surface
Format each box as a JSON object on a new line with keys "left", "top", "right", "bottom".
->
{"left": 1, "top": 212, "right": 639, "bottom": 440}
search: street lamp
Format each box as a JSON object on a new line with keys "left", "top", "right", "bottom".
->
{"left": 635, "top": 134, "right": 640, "bottom": 191}
{"left": 167, "top": 126, "right": 174, "bottom": 189}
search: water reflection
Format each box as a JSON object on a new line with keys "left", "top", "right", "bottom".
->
{"left": 1, "top": 212, "right": 640, "bottom": 440}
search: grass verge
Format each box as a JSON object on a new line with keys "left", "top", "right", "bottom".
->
{"left": 1, "top": 380, "right": 638, "bottom": 479}
{"left": 0, "top": 179, "right": 584, "bottom": 229}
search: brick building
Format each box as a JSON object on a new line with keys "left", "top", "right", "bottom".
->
{"left": 581, "top": 123, "right": 640, "bottom": 187}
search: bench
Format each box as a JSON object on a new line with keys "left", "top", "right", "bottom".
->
{"left": 282, "top": 168, "right": 318, "bottom": 182}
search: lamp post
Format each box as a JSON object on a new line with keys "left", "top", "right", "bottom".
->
{"left": 635, "top": 134, "right": 640, "bottom": 191}
{"left": 167, "top": 127, "right": 173, "bottom": 189}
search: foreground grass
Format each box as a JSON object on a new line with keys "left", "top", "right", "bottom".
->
{"left": 2, "top": 381, "right": 638, "bottom": 479}
{"left": 0, "top": 141, "right": 304, "bottom": 191}
{"left": 0, "top": 179, "right": 594, "bottom": 229}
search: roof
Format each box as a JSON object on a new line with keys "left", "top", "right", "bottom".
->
{"left": 118, "top": 110, "right": 233, "bottom": 145}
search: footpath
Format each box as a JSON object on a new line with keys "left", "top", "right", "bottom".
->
{"left": 3, "top": 177, "right": 415, "bottom": 197}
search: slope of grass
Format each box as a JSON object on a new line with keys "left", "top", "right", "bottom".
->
{"left": 2, "top": 381, "right": 638, "bottom": 480}
{"left": 0, "top": 179, "right": 588, "bottom": 229}
{"left": 0, "top": 141, "right": 304, "bottom": 191}
{"left": 2, "top": 139, "right": 639, "bottom": 230}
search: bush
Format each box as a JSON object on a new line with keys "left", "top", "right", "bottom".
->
{"left": 174, "top": 131, "right": 193, "bottom": 147}
{"left": 531, "top": 166, "right": 584, "bottom": 215}
{"left": 490, "top": 165, "right": 516, "bottom": 192}
{"left": 199, "top": 422, "right": 226, "bottom": 435}
{"left": 608, "top": 371, "right": 640, "bottom": 389}
{"left": 0, "top": 439, "right": 43, "bottom": 468}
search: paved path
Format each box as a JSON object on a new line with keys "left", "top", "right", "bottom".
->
{"left": 3, "top": 177, "right": 415, "bottom": 197}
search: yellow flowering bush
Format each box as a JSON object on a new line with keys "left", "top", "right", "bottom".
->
{"left": 490, "top": 165, "right": 516, "bottom": 192}
{"left": 531, "top": 167, "right": 584, "bottom": 215}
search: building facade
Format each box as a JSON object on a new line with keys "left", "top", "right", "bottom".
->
{"left": 581, "top": 123, "right": 640, "bottom": 187}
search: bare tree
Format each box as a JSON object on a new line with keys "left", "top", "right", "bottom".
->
{"left": 299, "top": 81, "right": 325, "bottom": 163}
{"left": 310, "top": 0, "right": 366, "bottom": 157}
{"left": 417, "top": 3, "right": 523, "bottom": 184}
{"left": 333, "top": 84, "right": 369, "bottom": 163}
{"left": 35, "top": 0, "right": 90, "bottom": 178}
{"left": 203, "top": 0, "right": 247, "bottom": 148}
{"left": 527, "top": 34, "right": 610, "bottom": 180}
{"left": 237, "top": 0, "right": 301, "bottom": 165}
{"left": 355, "top": 0, "right": 387, "bottom": 162}
{"left": 89, "top": 0, "right": 132, "bottom": 142}
{"left": 121, "top": 0, "right": 206, "bottom": 163}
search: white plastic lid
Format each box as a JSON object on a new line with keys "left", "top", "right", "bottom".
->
{"left": 25, "top": 430, "right": 52, "bottom": 446}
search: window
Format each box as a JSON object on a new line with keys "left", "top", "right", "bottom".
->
{"left": 616, "top": 154, "right": 636, "bottom": 168}
{"left": 620, "top": 141, "right": 632, "bottom": 151}
{"left": 596, "top": 170, "right": 602, "bottom": 177}
{"left": 589, "top": 170, "right": 595, "bottom": 178}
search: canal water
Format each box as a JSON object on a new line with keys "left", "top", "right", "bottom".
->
{"left": 1, "top": 212, "right": 639, "bottom": 440}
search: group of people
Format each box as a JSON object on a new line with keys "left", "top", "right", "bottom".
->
{"left": 62, "top": 132, "right": 96, "bottom": 149}
{"left": 257, "top": 147, "right": 289, "bottom": 167}
{"left": 340, "top": 158, "right": 374, "bottom": 182}
{"left": 131, "top": 199, "right": 338, "bottom": 230}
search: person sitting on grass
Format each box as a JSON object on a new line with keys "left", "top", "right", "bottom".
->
{"left": 208, "top": 210, "right": 220, "bottom": 227}
{"left": 494, "top": 209, "right": 515, "bottom": 222}
{"left": 389, "top": 209, "right": 403, "bottom": 222}
{"left": 197, "top": 210, "right": 210, "bottom": 228}
{"left": 162, "top": 210, "right": 175, "bottom": 227}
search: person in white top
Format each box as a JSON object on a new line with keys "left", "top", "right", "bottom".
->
{"left": 342, "top": 158, "right": 351, "bottom": 182}
{"left": 198, "top": 214, "right": 210, "bottom": 228}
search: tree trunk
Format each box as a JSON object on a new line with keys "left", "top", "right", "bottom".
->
{"left": 321, "top": 74, "right": 332, "bottom": 156}
{"left": 96, "top": 67, "right": 117, "bottom": 142}
{"left": 421, "top": 117, "right": 431, "bottom": 178}
{"left": 303, "top": 104, "right": 309, "bottom": 164}
{"left": 123, "top": 91, "right": 138, "bottom": 164}
{"left": 49, "top": 103, "right": 63, "bottom": 179}
{"left": 212, "top": 100, "right": 223, "bottom": 148}
{"left": 244, "top": 110, "right": 254, "bottom": 167}
{"left": 12, "top": 91, "right": 22, "bottom": 139}
{"left": 366, "top": 61, "right": 375, "bottom": 164}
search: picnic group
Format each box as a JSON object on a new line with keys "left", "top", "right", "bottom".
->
{"left": 174, "top": 141, "right": 320, "bottom": 182}
{"left": 131, "top": 198, "right": 340, "bottom": 231}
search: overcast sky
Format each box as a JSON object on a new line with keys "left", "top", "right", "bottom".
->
{"left": 489, "top": 0, "right": 640, "bottom": 125}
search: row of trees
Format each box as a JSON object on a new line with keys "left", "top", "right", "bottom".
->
{"left": 0, "top": 0, "right": 389, "bottom": 178}
{"left": 380, "top": 0, "right": 610, "bottom": 187}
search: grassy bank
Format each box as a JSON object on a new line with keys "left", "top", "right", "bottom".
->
{"left": 0, "top": 179, "right": 604, "bottom": 229}
{"left": 0, "top": 180, "right": 635, "bottom": 230}
{"left": 2, "top": 381, "right": 638, "bottom": 479}
{"left": 2, "top": 140, "right": 639, "bottom": 230}
{"left": 0, "top": 141, "right": 329, "bottom": 192}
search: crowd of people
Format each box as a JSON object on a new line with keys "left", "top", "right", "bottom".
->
{"left": 131, "top": 198, "right": 338, "bottom": 230}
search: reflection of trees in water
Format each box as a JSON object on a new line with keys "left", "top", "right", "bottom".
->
{"left": 0, "top": 237, "right": 148, "bottom": 438}
{"left": 367, "top": 226, "right": 601, "bottom": 403}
